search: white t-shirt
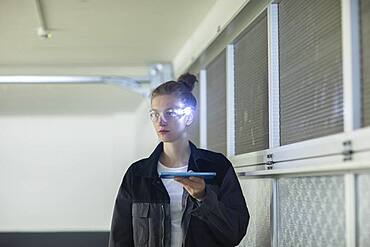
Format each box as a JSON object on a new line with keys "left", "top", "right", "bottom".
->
{"left": 157, "top": 161, "right": 188, "bottom": 247}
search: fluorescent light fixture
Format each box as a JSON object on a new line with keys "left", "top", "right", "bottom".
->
{"left": 0, "top": 76, "right": 101, "bottom": 83}
{"left": 0, "top": 75, "right": 150, "bottom": 96}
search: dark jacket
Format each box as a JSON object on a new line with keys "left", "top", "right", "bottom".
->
{"left": 109, "top": 142, "right": 249, "bottom": 247}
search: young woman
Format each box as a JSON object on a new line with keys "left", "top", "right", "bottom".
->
{"left": 109, "top": 73, "right": 249, "bottom": 247}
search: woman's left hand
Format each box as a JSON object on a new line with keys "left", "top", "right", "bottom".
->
{"left": 174, "top": 176, "right": 206, "bottom": 201}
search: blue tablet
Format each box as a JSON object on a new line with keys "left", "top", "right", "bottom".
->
{"left": 159, "top": 172, "right": 216, "bottom": 179}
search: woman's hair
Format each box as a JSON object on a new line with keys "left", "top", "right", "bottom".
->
{"left": 151, "top": 73, "right": 198, "bottom": 110}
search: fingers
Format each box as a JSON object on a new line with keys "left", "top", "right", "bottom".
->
{"left": 173, "top": 177, "right": 192, "bottom": 187}
{"left": 178, "top": 177, "right": 203, "bottom": 191}
{"left": 174, "top": 176, "right": 206, "bottom": 200}
{"left": 188, "top": 176, "right": 204, "bottom": 182}
{"left": 174, "top": 176, "right": 203, "bottom": 186}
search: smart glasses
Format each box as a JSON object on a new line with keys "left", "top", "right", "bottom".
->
{"left": 149, "top": 107, "right": 192, "bottom": 122}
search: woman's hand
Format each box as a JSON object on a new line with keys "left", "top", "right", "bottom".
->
{"left": 174, "top": 176, "right": 206, "bottom": 201}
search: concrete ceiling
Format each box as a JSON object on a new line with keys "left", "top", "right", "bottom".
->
{"left": 0, "top": 0, "right": 218, "bottom": 114}
{"left": 0, "top": 0, "right": 217, "bottom": 70}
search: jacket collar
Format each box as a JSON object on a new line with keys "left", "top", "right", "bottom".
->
{"left": 136, "top": 141, "right": 210, "bottom": 178}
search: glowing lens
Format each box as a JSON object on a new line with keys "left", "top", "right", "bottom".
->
{"left": 149, "top": 107, "right": 192, "bottom": 122}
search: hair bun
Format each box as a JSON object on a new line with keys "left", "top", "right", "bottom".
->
{"left": 177, "top": 73, "right": 197, "bottom": 91}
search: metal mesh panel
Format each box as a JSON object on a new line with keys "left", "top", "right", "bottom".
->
{"left": 206, "top": 50, "right": 227, "bottom": 154}
{"left": 361, "top": 0, "right": 370, "bottom": 126}
{"left": 234, "top": 11, "right": 269, "bottom": 154}
{"left": 277, "top": 176, "right": 345, "bottom": 247}
{"left": 238, "top": 178, "right": 271, "bottom": 247}
{"left": 279, "top": 0, "right": 343, "bottom": 145}
{"left": 187, "top": 73, "right": 200, "bottom": 146}
{"left": 357, "top": 173, "right": 370, "bottom": 247}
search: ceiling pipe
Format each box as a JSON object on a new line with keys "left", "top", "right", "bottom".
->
{"left": 35, "top": 0, "right": 51, "bottom": 39}
{"left": 149, "top": 63, "right": 173, "bottom": 89}
{"left": 0, "top": 64, "right": 172, "bottom": 97}
{"left": 0, "top": 75, "right": 151, "bottom": 97}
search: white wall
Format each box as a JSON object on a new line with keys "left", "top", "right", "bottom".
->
{"left": 0, "top": 114, "right": 132, "bottom": 231}
{"left": 133, "top": 99, "right": 159, "bottom": 160}
{"left": 0, "top": 85, "right": 158, "bottom": 232}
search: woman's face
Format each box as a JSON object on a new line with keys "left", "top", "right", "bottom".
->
{"left": 150, "top": 94, "right": 193, "bottom": 143}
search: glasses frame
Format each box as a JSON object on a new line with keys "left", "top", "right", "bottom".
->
{"left": 149, "top": 107, "right": 192, "bottom": 122}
